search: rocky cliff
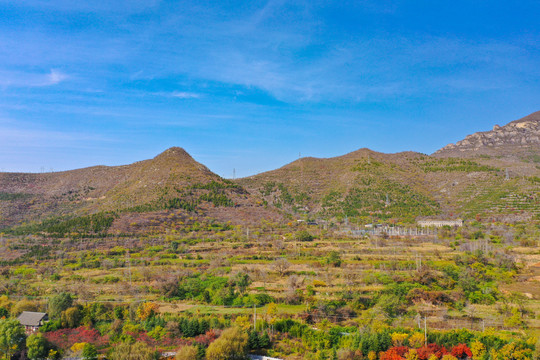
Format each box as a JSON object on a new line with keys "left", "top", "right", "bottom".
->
{"left": 434, "top": 110, "right": 540, "bottom": 158}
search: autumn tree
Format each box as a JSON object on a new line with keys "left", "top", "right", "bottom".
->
{"left": 175, "top": 345, "right": 199, "bottom": 360}
{"left": 109, "top": 341, "right": 157, "bottom": 360}
{"left": 470, "top": 340, "right": 485, "bottom": 360}
{"left": 206, "top": 327, "right": 248, "bottom": 360}
{"left": 137, "top": 302, "right": 159, "bottom": 320}
{"left": 11, "top": 300, "right": 38, "bottom": 316}
{"left": 61, "top": 306, "right": 81, "bottom": 328}
{"left": 408, "top": 333, "right": 425, "bottom": 348}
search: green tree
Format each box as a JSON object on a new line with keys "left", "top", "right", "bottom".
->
{"left": 26, "top": 333, "right": 50, "bottom": 360}
{"left": 206, "top": 327, "right": 248, "bottom": 360}
{"left": 295, "top": 230, "right": 314, "bottom": 242}
{"left": 326, "top": 251, "right": 342, "bottom": 267}
{"left": 49, "top": 293, "right": 73, "bottom": 319}
{"left": 82, "top": 343, "right": 98, "bottom": 360}
{"left": 0, "top": 318, "right": 26, "bottom": 360}
{"left": 247, "top": 330, "right": 260, "bottom": 349}
{"left": 259, "top": 331, "right": 271, "bottom": 348}
{"left": 234, "top": 273, "right": 251, "bottom": 294}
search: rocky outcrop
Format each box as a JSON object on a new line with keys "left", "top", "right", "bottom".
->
{"left": 435, "top": 111, "right": 540, "bottom": 157}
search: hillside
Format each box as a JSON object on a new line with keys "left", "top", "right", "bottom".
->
{"left": 237, "top": 148, "right": 540, "bottom": 223}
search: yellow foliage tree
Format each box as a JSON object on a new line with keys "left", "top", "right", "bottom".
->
{"left": 234, "top": 315, "right": 251, "bottom": 330}
{"left": 109, "top": 341, "right": 156, "bottom": 360}
{"left": 175, "top": 345, "right": 198, "bottom": 360}
{"left": 266, "top": 302, "right": 278, "bottom": 323}
{"left": 470, "top": 340, "right": 485, "bottom": 360}
{"left": 441, "top": 355, "right": 458, "bottom": 360}
{"left": 0, "top": 297, "right": 11, "bottom": 312}
{"left": 391, "top": 332, "right": 409, "bottom": 347}
{"left": 408, "top": 332, "right": 425, "bottom": 348}
{"left": 70, "top": 342, "right": 87, "bottom": 357}
{"left": 206, "top": 327, "right": 248, "bottom": 360}
{"left": 405, "top": 349, "right": 419, "bottom": 360}
{"left": 136, "top": 302, "right": 159, "bottom": 320}
{"left": 499, "top": 343, "right": 532, "bottom": 360}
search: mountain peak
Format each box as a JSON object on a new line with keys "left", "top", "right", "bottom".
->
{"left": 154, "top": 147, "right": 192, "bottom": 160}
{"left": 434, "top": 110, "right": 540, "bottom": 157}
{"left": 156, "top": 146, "right": 191, "bottom": 157}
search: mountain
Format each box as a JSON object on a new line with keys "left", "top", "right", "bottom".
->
{"left": 0, "top": 147, "right": 279, "bottom": 232}
{"left": 434, "top": 110, "right": 540, "bottom": 161}
{"left": 237, "top": 111, "right": 540, "bottom": 222}
{"left": 237, "top": 147, "right": 540, "bottom": 223}
{"left": 2, "top": 111, "right": 540, "bottom": 233}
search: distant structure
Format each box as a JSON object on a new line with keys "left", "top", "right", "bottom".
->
{"left": 17, "top": 311, "right": 48, "bottom": 334}
{"left": 417, "top": 219, "right": 463, "bottom": 228}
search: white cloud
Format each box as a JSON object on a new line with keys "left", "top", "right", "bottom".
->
{"left": 172, "top": 91, "right": 201, "bottom": 99}
{"left": 46, "top": 69, "right": 68, "bottom": 85}
{"left": 0, "top": 68, "right": 68, "bottom": 88}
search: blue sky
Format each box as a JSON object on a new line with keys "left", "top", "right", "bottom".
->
{"left": 0, "top": 1, "right": 539, "bottom": 177}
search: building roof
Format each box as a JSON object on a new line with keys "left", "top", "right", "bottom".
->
{"left": 17, "top": 311, "right": 48, "bottom": 326}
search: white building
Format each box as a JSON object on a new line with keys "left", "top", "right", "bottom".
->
{"left": 417, "top": 219, "right": 463, "bottom": 227}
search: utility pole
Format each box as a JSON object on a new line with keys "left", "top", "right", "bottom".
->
{"left": 424, "top": 316, "right": 427, "bottom": 347}
{"left": 253, "top": 304, "right": 257, "bottom": 330}
{"left": 126, "top": 250, "right": 132, "bottom": 288}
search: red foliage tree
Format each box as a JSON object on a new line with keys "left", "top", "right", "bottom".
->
{"left": 44, "top": 326, "right": 108, "bottom": 350}
{"left": 451, "top": 343, "right": 472, "bottom": 359}
{"left": 192, "top": 329, "right": 218, "bottom": 346}
{"left": 380, "top": 346, "right": 409, "bottom": 360}
{"left": 417, "top": 344, "right": 448, "bottom": 359}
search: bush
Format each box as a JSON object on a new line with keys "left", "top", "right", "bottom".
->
{"left": 295, "top": 230, "right": 314, "bottom": 242}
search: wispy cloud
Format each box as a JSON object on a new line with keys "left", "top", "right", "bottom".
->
{"left": 0, "top": 125, "right": 115, "bottom": 146}
{"left": 171, "top": 91, "right": 201, "bottom": 99}
{"left": 0, "top": 68, "right": 68, "bottom": 88}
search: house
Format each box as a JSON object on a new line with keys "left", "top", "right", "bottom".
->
{"left": 17, "top": 311, "right": 48, "bottom": 334}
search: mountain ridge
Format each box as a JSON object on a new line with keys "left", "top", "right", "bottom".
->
{"left": 434, "top": 110, "right": 540, "bottom": 158}
{"left": 1, "top": 111, "right": 539, "bottom": 232}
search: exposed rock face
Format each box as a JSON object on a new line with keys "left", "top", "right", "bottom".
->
{"left": 435, "top": 111, "right": 540, "bottom": 157}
